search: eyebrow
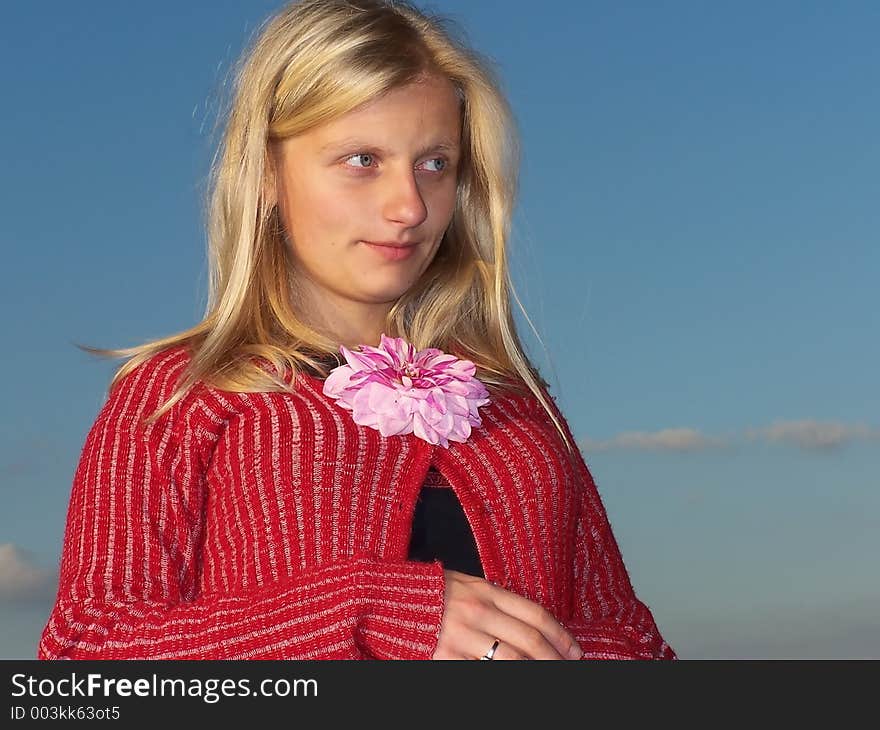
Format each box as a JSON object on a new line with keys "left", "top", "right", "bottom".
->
{"left": 319, "top": 139, "right": 460, "bottom": 157}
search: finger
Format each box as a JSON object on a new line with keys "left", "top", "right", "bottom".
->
{"left": 469, "top": 632, "right": 528, "bottom": 661}
{"left": 488, "top": 586, "right": 582, "bottom": 659}
{"left": 478, "top": 609, "right": 570, "bottom": 660}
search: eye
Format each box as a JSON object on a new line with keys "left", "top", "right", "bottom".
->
{"left": 344, "top": 153, "right": 375, "bottom": 168}
{"left": 421, "top": 157, "right": 447, "bottom": 173}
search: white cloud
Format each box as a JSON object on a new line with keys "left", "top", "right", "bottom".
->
{"left": 578, "top": 419, "right": 880, "bottom": 453}
{"left": 0, "top": 544, "right": 56, "bottom": 605}
{"left": 745, "top": 420, "right": 880, "bottom": 451}
{"left": 581, "top": 427, "right": 724, "bottom": 452}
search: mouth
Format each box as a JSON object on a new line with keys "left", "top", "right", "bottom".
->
{"left": 361, "top": 240, "right": 420, "bottom": 261}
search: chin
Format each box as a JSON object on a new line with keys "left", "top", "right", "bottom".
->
{"left": 367, "top": 270, "right": 427, "bottom": 295}
{"left": 360, "top": 286, "right": 415, "bottom": 304}
{"left": 358, "top": 275, "right": 423, "bottom": 301}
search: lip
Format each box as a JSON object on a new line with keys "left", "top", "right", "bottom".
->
{"left": 361, "top": 240, "right": 419, "bottom": 261}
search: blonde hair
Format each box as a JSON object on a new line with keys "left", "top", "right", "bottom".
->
{"left": 84, "top": 0, "right": 574, "bottom": 453}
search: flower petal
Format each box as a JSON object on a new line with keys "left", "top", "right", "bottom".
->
{"left": 377, "top": 411, "right": 412, "bottom": 437}
{"left": 366, "top": 382, "right": 403, "bottom": 415}
{"left": 329, "top": 335, "right": 490, "bottom": 448}
{"left": 412, "top": 412, "right": 440, "bottom": 445}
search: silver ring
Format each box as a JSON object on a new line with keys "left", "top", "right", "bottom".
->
{"left": 479, "top": 638, "right": 500, "bottom": 660}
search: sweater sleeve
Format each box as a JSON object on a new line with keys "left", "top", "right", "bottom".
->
{"left": 38, "top": 350, "right": 446, "bottom": 660}
{"left": 542, "top": 390, "right": 676, "bottom": 660}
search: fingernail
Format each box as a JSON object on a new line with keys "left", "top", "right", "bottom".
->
{"left": 568, "top": 644, "right": 583, "bottom": 660}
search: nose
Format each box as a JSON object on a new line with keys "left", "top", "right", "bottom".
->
{"left": 381, "top": 168, "right": 428, "bottom": 228}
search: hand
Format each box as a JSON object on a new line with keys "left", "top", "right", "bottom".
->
{"left": 432, "top": 570, "right": 584, "bottom": 660}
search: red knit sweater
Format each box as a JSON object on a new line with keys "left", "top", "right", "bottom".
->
{"left": 38, "top": 347, "right": 675, "bottom": 660}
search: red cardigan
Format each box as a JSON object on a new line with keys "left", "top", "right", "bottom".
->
{"left": 38, "top": 347, "right": 675, "bottom": 660}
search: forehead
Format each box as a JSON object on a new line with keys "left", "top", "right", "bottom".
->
{"left": 312, "top": 76, "right": 462, "bottom": 148}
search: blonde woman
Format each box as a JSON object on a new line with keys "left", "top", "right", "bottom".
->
{"left": 38, "top": 0, "right": 675, "bottom": 661}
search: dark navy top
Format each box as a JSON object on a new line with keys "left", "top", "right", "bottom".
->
{"left": 407, "top": 466, "right": 484, "bottom": 578}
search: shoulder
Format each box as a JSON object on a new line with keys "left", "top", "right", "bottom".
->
{"left": 108, "top": 346, "right": 194, "bottom": 404}
{"left": 98, "top": 347, "right": 252, "bottom": 463}
{"left": 482, "top": 377, "right": 582, "bottom": 454}
{"left": 96, "top": 346, "right": 208, "bottom": 433}
{"left": 484, "top": 374, "right": 557, "bottom": 415}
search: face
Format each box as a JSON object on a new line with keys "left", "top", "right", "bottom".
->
{"left": 270, "top": 75, "right": 462, "bottom": 337}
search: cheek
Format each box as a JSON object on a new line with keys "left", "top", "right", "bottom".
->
{"left": 284, "top": 179, "right": 353, "bottom": 244}
{"left": 431, "top": 182, "right": 458, "bottom": 229}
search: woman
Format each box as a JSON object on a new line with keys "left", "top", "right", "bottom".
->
{"left": 38, "top": 0, "right": 675, "bottom": 660}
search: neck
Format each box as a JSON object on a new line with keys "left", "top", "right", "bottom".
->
{"left": 294, "top": 284, "right": 393, "bottom": 351}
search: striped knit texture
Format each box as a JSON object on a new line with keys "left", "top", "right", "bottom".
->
{"left": 38, "top": 347, "right": 675, "bottom": 660}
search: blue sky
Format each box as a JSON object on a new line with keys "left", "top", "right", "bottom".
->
{"left": 1, "top": 0, "right": 877, "bottom": 659}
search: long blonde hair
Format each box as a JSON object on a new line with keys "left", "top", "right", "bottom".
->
{"left": 84, "top": 0, "right": 574, "bottom": 453}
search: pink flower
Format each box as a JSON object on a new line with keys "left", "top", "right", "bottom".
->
{"left": 322, "top": 334, "right": 490, "bottom": 448}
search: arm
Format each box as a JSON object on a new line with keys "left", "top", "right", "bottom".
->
{"left": 566, "top": 467, "right": 676, "bottom": 660}
{"left": 543, "top": 390, "right": 676, "bottom": 660}
{"left": 38, "top": 351, "right": 445, "bottom": 660}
